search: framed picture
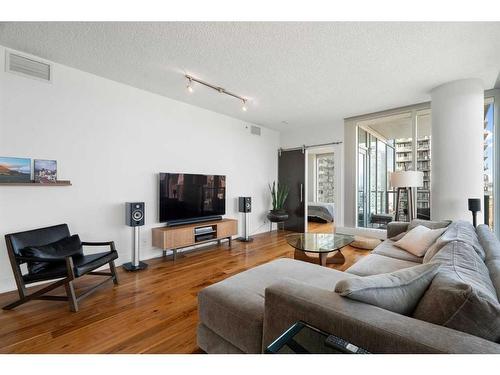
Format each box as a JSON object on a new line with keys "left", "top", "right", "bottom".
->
{"left": 0, "top": 157, "right": 32, "bottom": 183}
{"left": 34, "top": 159, "right": 57, "bottom": 183}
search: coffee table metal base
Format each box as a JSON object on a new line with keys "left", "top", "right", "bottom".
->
{"left": 294, "top": 248, "right": 346, "bottom": 266}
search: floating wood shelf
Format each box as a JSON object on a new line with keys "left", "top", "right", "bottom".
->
{"left": 0, "top": 180, "right": 72, "bottom": 186}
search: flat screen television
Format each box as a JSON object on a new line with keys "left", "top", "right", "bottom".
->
{"left": 159, "top": 173, "right": 226, "bottom": 225}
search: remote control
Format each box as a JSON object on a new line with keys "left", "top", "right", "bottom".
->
{"left": 324, "top": 335, "right": 370, "bottom": 354}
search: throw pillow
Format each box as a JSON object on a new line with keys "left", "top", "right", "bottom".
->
{"left": 394, "top": 225, "right": 447, "bottom": 257}
{"left": 21, "top": 234, "right": 83, "bottom": 273}
{"left": 334, "top": 262, "right": 440, "bottom": 315}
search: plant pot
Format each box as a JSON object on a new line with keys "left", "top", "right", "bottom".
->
{"left": 267, "top": 209, "right": 289, "bottom": 223}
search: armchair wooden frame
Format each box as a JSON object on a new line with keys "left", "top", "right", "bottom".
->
{"left": 3, "top": 239, "right": 119, "bottom": 312}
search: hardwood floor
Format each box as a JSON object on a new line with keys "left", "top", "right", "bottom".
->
{"left": 0, "top": 228, "right": 369, "bottom": 353}
{"left": 307, "top": 220, "right": 335, "bottom": 233}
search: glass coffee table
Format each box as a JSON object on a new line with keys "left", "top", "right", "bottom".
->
{"left": 286, "top": 233, "right": 354, "bottom": 266}
{"left": 266, "top": 321, "right": 370, "bottom": 354}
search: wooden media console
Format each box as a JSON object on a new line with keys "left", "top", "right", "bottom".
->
{"left": 152, "top": 218, "right": 238, "bottom": 260}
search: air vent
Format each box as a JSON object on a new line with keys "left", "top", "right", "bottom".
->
{"left": 6, "top": 51, "right": 52, "bottom": 82}
{"left": 250, "top": 125, "right": 261, "bottom": 136}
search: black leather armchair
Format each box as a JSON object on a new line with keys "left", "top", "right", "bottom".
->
{"left": 3, "top": 224, "right": 119, "bottom": 312}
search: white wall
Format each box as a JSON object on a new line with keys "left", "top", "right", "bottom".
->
{"left": 431, "top": 79, "right": 484, "bottom": 222}
{"left": 0, "top": 46, "right": 279, "bottom": 293}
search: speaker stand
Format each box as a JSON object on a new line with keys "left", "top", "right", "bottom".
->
{"left": 123, "top": 226, "right": 148, "bottom": 272}
{"left": 237, "top": 212, "right": 253, "bottom": 242}
{"left": 123, "top": 261, "right": 148, "bottom": 271}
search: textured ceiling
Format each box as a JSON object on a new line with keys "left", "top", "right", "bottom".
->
{"left": 0, "top": 22, "right": 499, "bottom": 131}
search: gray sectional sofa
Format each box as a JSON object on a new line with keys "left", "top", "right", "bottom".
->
{"left": 197, "top": 220, "right": 500, "bottom": 353}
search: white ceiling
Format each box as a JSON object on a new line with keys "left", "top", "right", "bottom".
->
{"left": 0, "top": 22, "right": 499, "bottom": 132}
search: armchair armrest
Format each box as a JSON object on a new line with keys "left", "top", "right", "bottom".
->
{"left": 263, "top": 279, "right": 500, "bottom": 354}
{"left": 386, "top": 221, "right": 409, "bottom": 238}
{"left": 82, "top": 241, "right": 116, "bottom": 251}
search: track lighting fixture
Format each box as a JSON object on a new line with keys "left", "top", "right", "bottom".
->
{"left": 186, "top": 77, "right": 193, "bottom": 93}
{"left": 185, "top": 74, "right": 249, "bottom": 111}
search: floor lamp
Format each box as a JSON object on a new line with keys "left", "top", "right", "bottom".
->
{"left": 390, "top": 171, "right": 424, "bottom": 222}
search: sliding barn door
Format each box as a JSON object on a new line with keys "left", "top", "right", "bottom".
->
{"left": 278, "top": 149, "right": 306, "bottom": 232}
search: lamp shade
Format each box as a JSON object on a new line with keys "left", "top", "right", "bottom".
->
{"left": 468, "top": 198, "right": 481, "bottom": 212}
{"left": 390, "top": 171, "right": 424, "bottom": 188}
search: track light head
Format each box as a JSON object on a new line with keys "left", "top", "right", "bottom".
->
{"left": 186, "top": 77, "right": 193, "bottom": 93}
{"left": 242, "top": 99, "right": 248, "bottom": 112}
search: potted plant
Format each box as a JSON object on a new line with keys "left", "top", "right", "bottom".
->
{"left": 267, "top": 181, "right": 289, "bottom": 222}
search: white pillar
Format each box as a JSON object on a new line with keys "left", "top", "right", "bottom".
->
{"left": 431, "top": 79, "right": 484, "bottom": 223}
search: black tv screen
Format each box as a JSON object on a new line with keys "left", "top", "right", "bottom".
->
{"left": 159, "top": 173, "right": 226, "bottom": 223}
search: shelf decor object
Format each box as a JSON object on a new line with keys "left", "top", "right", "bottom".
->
{"left": 34, "top": 159, "right": 57, "bottom": 183}
{"left": 0, "top": 156, "right": 31, "bottom": 183}
{"left": 390, "top": 171, "right": 424, "bottom": 222}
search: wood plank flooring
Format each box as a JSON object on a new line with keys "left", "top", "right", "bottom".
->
{"left": 0, "top": 227, "right": 369, "bottom": 353}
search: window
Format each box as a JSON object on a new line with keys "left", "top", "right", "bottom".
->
{"left": 356, "top": 109, "right": 429, "bottom": 228}
{"left": 416, "top": 110, "right": 431, "bottom": 220}
{"left": 484, "top": 97, "right": 495, "bottom": 229}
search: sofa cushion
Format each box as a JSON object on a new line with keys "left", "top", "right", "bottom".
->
{"left": 386, "top": 222, "right": 410, "bottom": 239}
{"left": 422, "top": 220, "right": 485, "bottom": 263}
{"left": 335, "top": 263, "right": 440, "bottom": 315}
{"left": 394, "top": 226, "right": 447, "bottom": 257}
{"left": 407, "top": 219, "right": 451, "bottom": 231}
{"left": 476, "top": 224, "right": 500, "bottom": 300}
{"left": 197, "top": 258, "right": 352, "bottom": 353}
{"left": 477, "top": 224, "right": 500, "bottom": 261}
{"left": 345, "top": 253, "right": 420, "bottom": 277}
{"left": 197, "top": 323, "right": 244, "bottom": 354}
{"left": 372, "top": 240, "right": 423, "bottom": 263}
{"left": 413, "top": 241, "right": 500, "bottom": 341}
{"left": 389, "top": 232, "right": 406, "bottom": 241}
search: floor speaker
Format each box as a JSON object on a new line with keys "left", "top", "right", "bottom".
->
{"left": 123, "top": 202, "right": 148, "bottom": 271}
{"left": 237, "top": 197, "right": 253, "bottom": 242}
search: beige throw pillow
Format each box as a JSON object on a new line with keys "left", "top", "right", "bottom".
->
{"left": 394, "top": 225, "right": 447, "bottom": 257}
{"left": 335, "top": 263, "right": 441, "bottom": 315}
